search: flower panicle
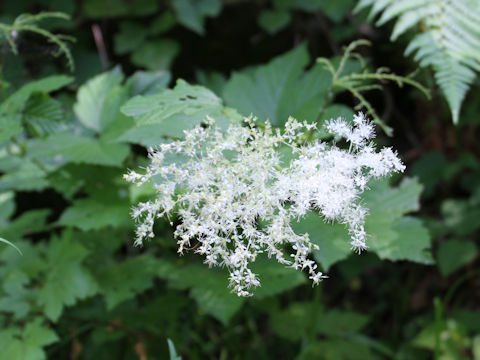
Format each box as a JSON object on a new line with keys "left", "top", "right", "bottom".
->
{"left": 124, "top": 113, "right": 405, "bottom": 296}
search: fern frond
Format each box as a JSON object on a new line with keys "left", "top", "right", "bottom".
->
{"left": 0, "top": 12, "right": 75, "bottom": 71}
{"left": 355, "top": 0, "right": 480, "bottom": 124}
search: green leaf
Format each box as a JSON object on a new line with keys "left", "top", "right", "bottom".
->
{"left": 258, "top": 10, "right": 291, "bottom": 34}
{"left": 0, "top": 161, "right": 49, "bottom": 192}
{"left": 94, "top": 254, "right": 160, "bottom": 309}
{"left": 250, "top": 255, "right": 306, "bottom": 298}
{"left": 37, "top": 230, "right": 98, "bottom": 321}
{"left": 28, "top": 133, "right": 129, "bottom": 167}
{"left": 74, "top": 68, "right": 127, "bottom": 132}
{"left": 82, "top": 0, "right": 158, "bottom": 18}
{"left": 130, "top": 39, "right": 180, "bottom": 71}
{"left": 23, "top": 93, "right": 65, "bottom": 137}
{"left": 172, "top": 0, "right": 221, "bottom": 35}
{"left": 119, "top": 79, "right": 238, "bottom": 145}
{"left": 224, "top": 45, "right": 331, "bottom": 126}
{"left": 157, "top": 260, "right": 244, "bottom": 325}
{"left": 114, "top": 21, "right": 148, "bottom": 55}
{"left": 150, "top": 12, "right": 177, "bottom": 35}
{"left": 126, "top": 70, "right": 171, "bottom": 96}
{"left": 295, "top": 178, "right": 432, "bottom": 270}
{"left": 0, "top": 75, "right": 73, "bottom": 115}
{"left": 437, "top": 239, "right": 478, "bottom": 276}
{"left": 0, "top": 319, "right": 58, "bottom": 360}
{"left": 57, "top": 198, "right": 130, "bottom": 231}
{"left": 293, "top": 213, "right": 352, "bottom": 271}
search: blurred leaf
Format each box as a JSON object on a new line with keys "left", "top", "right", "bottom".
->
{"left": 172, "top": 0, "right": 221, "bottom": 34}
{"left": 131, "top": 39, "right": 180, "bottom": 71}
{"left": 57, "top": 198, "right": 130, "bottom": 231}
{"left": 0, "top": 161, "right": 49, "bottom": 192}
{"left": 37, "top": 230, "right": 98, "bottom": 321}
{"left": 0, "top": 319, "right": 58, "bottom": 360}
{"left": 23, "top": 93, "right": 64, "bottom": 137}
{"left": 157, "top": 260, "right": 244, "bottom": 325}
{"left": 251, "top": 255, "right": 306, "bottom": 298}
{"left": 317, "top": 0, "right": 355, "bottom": 22}
{"left": 0, "top": 75, "right": 72, "bottom": 115}
{"left": 82, "top": 0, "right": 158, "bottom": 18}
{"left": 93, "top": 254, "right": 160, "bottom": 310}
{"left": 0, "top": 237, "right": 22, "bottom": 255}
{"left": 437, "top": 239, "right": 477, "bottom": 276}
{"left": 411, "top": 152, "right": 448, "bottom": 198}
{"left": 126, "top": 70, "right": 171, "bottom": 96}
{"left": 441, "top": 199, "right": 480, "bottom": 236}
{"left": 114, "top": 21, "right": 148, "bottom": 55}
{"left": 28, "top": 133, "right": 129, "bottom": 167}
{"left": 150, "top": 11, "right": 177, "bottom": 35}
{"left": 258, "top": 10, "right": 291, "bottom": 34}
{"left": 74, "top": 68, "right": 127, "bottom": 132}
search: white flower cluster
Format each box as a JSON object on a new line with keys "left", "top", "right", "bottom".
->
{"left": 124, "top": 113, "right": 405, "bottom": 296}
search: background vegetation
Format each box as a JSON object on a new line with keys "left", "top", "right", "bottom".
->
{"left": 0, "top": 0, "right": 479, "bottom": 359}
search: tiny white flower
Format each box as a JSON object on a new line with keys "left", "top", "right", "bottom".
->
{"left": 124, "top": 113, "right": 405, "bottom": 296}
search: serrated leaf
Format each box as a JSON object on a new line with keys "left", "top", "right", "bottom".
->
{"left": 224, "top": 45, "right": 331, "bottom": 126}
{"left": 0, "top": 161, "right": 49, "bottom": 192}
{"left": 28, "top": 133, "right": 129, "bottom": 167}
{"left": 295, "top": 178, "right": 432, "bottom": 270}
{"left": 37, "top": 231, "right": 98, "bottom": 321}
{"left": 0, "top": 319, "right": 58, "bottom": 360}
{"left": 74, "top": 68, "right": 127, "bottom": 132}
{"left": 126, "top": 70, "right": 171, "bottom": 96}
{"left": 119, "top": 79, "right": 237, "bottom": 145}
{"left": 23, "top": 93, "right": 65, "bottom": 137}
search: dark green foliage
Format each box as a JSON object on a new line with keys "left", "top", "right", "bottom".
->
{"left": 0, "top": 1, "right": 478, "bottom": 359}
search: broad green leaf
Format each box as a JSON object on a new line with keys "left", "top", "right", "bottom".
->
{"left": 119, "top": 79, "right": 239, "bottom": 145}
{"left": 131, "top": 39, "right": 180, "bottom": 71}
{"left": 28, "top": 133, "right": 129, "bottom": 167}
{"left": 57, "top": 198, "right": 130, "bottom": 231}
{"left": 0, "top": 191, "right": 15, "bottom": 223}
{"left": 0, "top": 114, "right": 23, "bottom": 142}
{"left": 258, "top": 10, "right": 291, "bottom": 34}
{"left": 74, "top": 68, "right": 127, "bottom": 132}
{"left": 295, "top": 178, "right": 432, "bottom": 270}
{"left": 37, "top": 230, "right": 98, "bottom": 321}
{"left": 293, "top": 213, "right": 352, "bottom": 271}
{"left": 0, "top": 209, "right": 50, "bottom": 242}
{"left": 172, "top": 0, "right": 221, "bottom": 34}
{"left": 224, "top": 45, "right": 331, "bottom": 126}
{"left": 0, "top": 319, "right": 58, "bottom": 360}
{"left": 437, "top": 239, "right": 478, "bottom": 276}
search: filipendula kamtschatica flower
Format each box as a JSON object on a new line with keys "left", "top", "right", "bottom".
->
{"left": 124, "top": 113, "right": 405, "bottom": 296}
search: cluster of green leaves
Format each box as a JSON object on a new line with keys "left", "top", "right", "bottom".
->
{"left": 0, "top": 1, "right": 479, "bottom": 359}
